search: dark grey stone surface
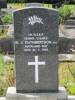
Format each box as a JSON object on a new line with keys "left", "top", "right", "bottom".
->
{"left": 59, "top": 38, "right": 75, "bottom": 54}
{"left": 0, "top": 38, "right": 14, "bottom": 54}
{"left": 0, "top": 0, "right": 7, "bottom": 8}
{"left": 14, "top": 7, "right": 59, "bottom": 93}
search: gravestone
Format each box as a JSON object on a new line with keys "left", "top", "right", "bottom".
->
{"left": 0, "top": 0, "right": 7, "bottom": 35}
{"left": 0, "top": 0, "right": 7, "bottom": 8}
{"left": 14, "top": 4, "right": 59, "bottom": 93}
{"left": 6, "top": 3, "right": 67, "bottom": 100}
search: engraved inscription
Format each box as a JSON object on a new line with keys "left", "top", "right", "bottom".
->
{"left": 14, "top": 32, "right": 57, "bottom": 52}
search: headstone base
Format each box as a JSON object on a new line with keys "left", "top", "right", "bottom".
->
{"left": 6, "top": 87, "right": 67, "bottom": 100}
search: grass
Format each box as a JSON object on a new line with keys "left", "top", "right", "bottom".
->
{"left": 58, "top": 4, "right": 75, "bottom": 23}
{"left": 69, "top": 86, "right": 75, "bottom": 95}
{"left": 59, "top": 62, "right": 75, "bottom": 95}
{"left": 8, "top": 3, "right": 25, "bottom": 9}
{"left": 8, "top": 3, "right": 75, "bottom": 9}
{"left": 0, "top": 54, "right": 15, "bottom": 96}
{"left": 0, "top": 29, "right": 8, "bottom": 39}
{"left": 2, "top": 13, "right": 12, "bottom": 25}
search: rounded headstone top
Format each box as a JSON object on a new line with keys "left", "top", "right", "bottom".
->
{"left": 25, "top": 3, "right": 43, "bottom": 7}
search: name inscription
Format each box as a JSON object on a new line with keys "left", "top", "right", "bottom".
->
{"left": 15, "top": 33, "right": 57, "bottom": 52}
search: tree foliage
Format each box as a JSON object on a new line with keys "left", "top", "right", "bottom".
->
{"left": 6, "top": 0, "right": 75, "bottom": 4}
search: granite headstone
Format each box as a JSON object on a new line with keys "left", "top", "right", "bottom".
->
{"left": 14, "top": 5, "right": 59, "bottom": 93}
{"left": 0, "top": 0, "right": 7, "bottom": 8}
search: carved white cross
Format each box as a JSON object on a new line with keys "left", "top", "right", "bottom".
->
{"left": 28, "top": 56, "right": 45, "bottom": 83}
